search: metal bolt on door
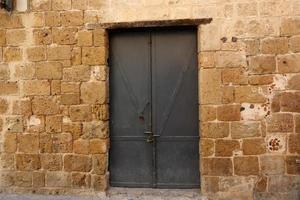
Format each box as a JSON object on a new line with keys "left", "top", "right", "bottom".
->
{"left": 109, "top": 27, "right": 199, "bottom": 188}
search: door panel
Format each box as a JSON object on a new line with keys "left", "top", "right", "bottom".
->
{"left": 109, "top": 31, "right": 153, "bottom": 187}
{"left": 152, "top": 29, "right": 199, "bottom": 188}
{"left": 109, "top": 28, "right": 199, "bottom": 188}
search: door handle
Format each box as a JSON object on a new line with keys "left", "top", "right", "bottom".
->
{"left": 145, "top": 133, "right": 160, "bottom": 143}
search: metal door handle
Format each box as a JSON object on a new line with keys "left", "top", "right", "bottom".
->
{"left": 146, "top": 134, "right": 160, "bottom": 143}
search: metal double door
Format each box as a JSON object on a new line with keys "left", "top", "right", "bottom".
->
{"left": 109, "top": 27, "right": 199, "bottom": 188}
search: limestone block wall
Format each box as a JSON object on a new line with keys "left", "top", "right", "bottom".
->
{"left": 0, "top": 0, "right": 299, "bottom": 199}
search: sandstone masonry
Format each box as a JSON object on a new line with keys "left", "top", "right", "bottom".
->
{"left": 0, "top": 0, "right": 299, "bottom": 200}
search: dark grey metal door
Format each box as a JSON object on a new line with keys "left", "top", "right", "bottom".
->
{"left": 109, "top": 27, "right": 199, "bottom": 189}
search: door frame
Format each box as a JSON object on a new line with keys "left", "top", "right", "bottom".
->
{"left": 103, "top": 18, "right": 206, "bottom": 191}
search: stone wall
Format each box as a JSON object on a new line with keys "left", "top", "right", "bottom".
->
{"left": 0, "top": 0, "right": 299, "bottom": 199}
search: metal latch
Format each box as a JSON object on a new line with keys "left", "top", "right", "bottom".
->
{"left": 144, "top": 131, "right": 160, "bottom": 143}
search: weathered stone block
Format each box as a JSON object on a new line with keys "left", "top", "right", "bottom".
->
{"left": 202, "top": 158, "right": 233, "bottom": 176}
{"left": 72, "top": 173, "right": 90, "bottom": 188}
{"left": 61, "top": 93, "right": 80, "bottom": 105}
{"left": 6, "top": 29, "right": 26, "bottom": 46}
{"left": 6, "top": 116, "right": 23, "bottom": 133}
{"left": 27, "top": 115, "right": 45, "bottom": 133}
{"left": 14, "top": 171, "right": 32, "bottom": 187}
{"left": 52, "top": 0, "right": 72, "bottom": 10}
{"left": 288, "top": 134, "right": 300, "bottom": 154}
{"left": 0, "top": 154, "right": 15, "bottom": 170}
{"left": 261, "top": 37, "right": 289, "bottom": 54}
{"left": 22, "top": 80, "right": 50, "bottom": 96}
{"left": 26, "top": 46, "right": 46, "bottom": 62}
{"left": 31, "top": 0, "right": 51, "bottom": 11}
{"left": 200, "top": 69, "right": 222, "bottom": 104}
{"left": 63, "top": 65, "right": 90, "bottom": 82}
{"left": 219, "top": 176, "right": 257, "bottom": 193}
{"left": 45, "top": 11, "right": 61, "bottom": 27}
{"left": 18, "top": 133, "right": 39, "bottom": 154}
{"left": 249, "top": 55, "right": 276, "bottom": 74}
{"left": 288, "top": 75, "right": 300, "bottom": 90}
{"left": 52, "top": 133, "right": 72, "bottom": 153}
{"left": 93, "top": 29, "right": 107, "bottom": 47}
{"left": 33, "top": 28, "right": 52, "bottom": 45}
{"left": 62, "top": 125, "right": 81, "bottom": 143}
{"left": 242, "top": 138, "right": 266, "bottom": 155}
{"left": 46, "top": 172, "right": 71, "bottom": 187}
{"left": 33, "top": 172, "right": 45, "bottom": 188}
{"left": 77, "top": 30, "right": 93, "bottom": 46}
{"left": 40, "top": 133, "right": 52, "bottom": 153}
{"left": 280, "top": 92, "right": 300, "bottom": 112}
{"left": 82, "top": 121, "right": 108, "bottom": 139}
{"left": 91, "top": 65, "right": 107, "bottom": 81}
{"left": 51, "top": 80, "right": 61, "bottom": 95}
{"left": 64, "top": 154, "right": 92, "bottom": 172}
{"left": 216, "top": 51, "right": 247, "bottom": 68}
{"left": 281, "top": 17, "right": 300, "bottom": 36}
{"left": 16, "top": 154, "right": 41, "bottom": 171}
{"left": 0, "top": 171, "right": 14, "bottom": 187}
{"left": 200, "top": 106, "right": 216, "bottom": 122}
{"left": 32, "top": 97, "right": 60, "bottom": 115}
{"left": 47, "top": 46, "right": 71, "bottom": 61}
{"left": 70, "top": 105, "right": 92, "bottom": 122}
{"left": 93, "top": 104, "right": 109, "bottom": 121}
{"left": 286, "top": 156, "right": 300, "bottom": 175}
{"left": 36, "top": 62, "right": 62, "bottom": 80}
{"left": 92, "top": 154, "right": 107, "bottom": 175}
{"left": 89, "top": 139, "right": 108, "bottom": 154}
{"left": 231, "top": 122, "right": 261, "bottom": 139}
{"left": 81, "top": 81, "right": 107, "bottom": 104}
{"left": 277, "top": 53, "right": 300, "bottom": 73}
{"left": 268, "top": 175, "right": 300, "bottom": 193}
{"left": 0, "top": 64, "right": 9, "bottom": 81}
{"left": 82, "top": 47, "right": 106, "bottom": 65}
{"left": 215, "top": 139, "right": 240, "bottom": 157}
{"left": 46, "top": 115, "right": 62, "bottom": 133}
{"left": 72, "top": 0, "right": 87, "bottom": 10}
{"left": 3, "top": 133, "right": 17, "bottom": 153}
{"left": 244, "top": 39, "right": 259, "bottom": 56}
{"left": 199, "top": 52, "right": 215, "bottom": 68}
{"left": 201, "top": 122, "right": 229, "bottom": 138}
{"left": 14, "top": 63, "right": 36, "bottom": 80}
{"left": 41, "top": 154, "right": 62, "bottom": 171}
{"left": 61, "top": 82, "right": 80, "bottom": 93}
{"left": 267, "top": 113, "right": 294, "bottom": 132}
{"left": 237, "top": 2, "right": 257, "bottom": 16}
{"left": 201, "top": 176, "right": 219, "bottom": 193}
{"left": 0, "top": 98, "right": 8, "bottom": 114}
{"left": 296, "top": 115, "right": 300, "bottom": 133}
{"left": 0, "top": 29, "right": 6, "bottom": 46}
{"left": 260, "top": 155, "right": 285, "bottom": 175}
{"left": 249, "top": 75, "right": 274, "bottom": 85}
{"left": 74, "top": 139, "right": 89, "bottom": 154}
{"left": 4, "top": 47, "right": 22, "bottom": 62}
{"left": 201, "top": 139, "right": 214, "bottom": 157}
{"left": 91, "top": 174, "right": 107, "bottom": 191}
{"left": 61, "top": 11, "right": 83, "bottom": 26}
{"left": 290, "top": 36, "right": 300, "bottom": 52}
{"left": 221, "top": 68, "right": 247, "bottom": 85}
{"left": 234, "top": 156, "right": 259, "bottom": 176}
{"left": 217, "top": 105, "right": 241, "bottom": 121}
{"left": 12, "top": 99, "right": 32, "bottom": 116}
{"left": 235, "top": 86, "right": 266, "bottom": 103}
{"left": 53, "top": 28, "right": 77, "bottom": 45}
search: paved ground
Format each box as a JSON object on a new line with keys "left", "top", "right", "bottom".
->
{"left": 0, "top": 188, "right": 204, "bottom": 200}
